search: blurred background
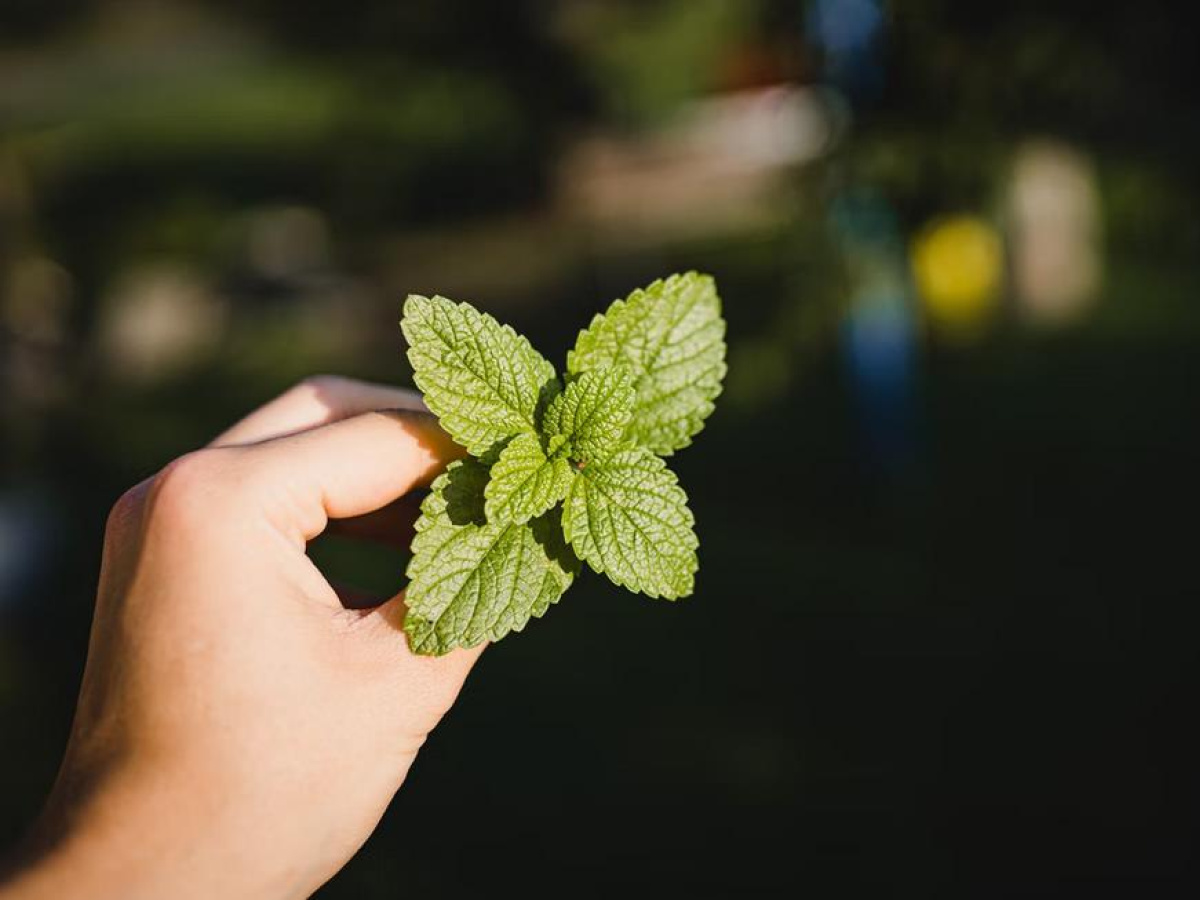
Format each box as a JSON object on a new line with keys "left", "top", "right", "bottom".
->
{"left": 2, "top": 0, "right": 1198, "bottom": 894}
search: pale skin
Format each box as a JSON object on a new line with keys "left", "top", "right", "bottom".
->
{"left": 0, "top": 376, "right": 481, "bottom": 900}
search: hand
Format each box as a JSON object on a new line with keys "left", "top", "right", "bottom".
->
{"left": 0, "top": 377, "right": 479, "bottom": 900}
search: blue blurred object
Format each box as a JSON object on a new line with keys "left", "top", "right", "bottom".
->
{"left": 830, "top": 190, "right": 920, "bottom": 474}
{"left": 807, "top": 0, "right": 885, "bottom": 100}
{"left": 842, "top": 287, "right": 919, "bottom": 470}
{"left": 0, "top": 488, "right": 60, "bottom": 614}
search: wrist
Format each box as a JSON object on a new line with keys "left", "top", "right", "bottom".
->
{"left": 2, "top": 758, "right": 308, "bottom": 900}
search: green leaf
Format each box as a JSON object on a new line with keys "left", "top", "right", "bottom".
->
{"left": 562, "top": 447, "right": 698, "bottom": 599}
{"left": 402, "top": 294, "right": 557, "bottom": 456}
{"left": 484, "top": 433, "right": 574, "bottom": 526}
{"left": 405, "top": 459, "right": 580, "bottom": 655}
{"left": 399, "top": 272, "right": 725, "bottom": 652}
{"left": 543, "top": 369, "right": 635, "bottom": 465}
{"left": 567, "top": 272, "right": 726, "bottom": 455}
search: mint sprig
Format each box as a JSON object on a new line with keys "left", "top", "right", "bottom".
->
{"left": 400, "top": 272, "right": 726, "bottom": 655}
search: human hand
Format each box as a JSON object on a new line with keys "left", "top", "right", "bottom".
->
{"left": 0, "top": 377, "right": 479, "bottom": 900}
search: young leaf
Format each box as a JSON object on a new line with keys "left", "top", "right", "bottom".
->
{"left": 567, "top": 272, "right": 726, "bottom": 455}
{"left": 543, "top": 368, "right": 635, "bottom": 465}
{"left": 402, "top": 294, "right": 557, "bottom": 456}
{"left": 405, "top": 459, "right": 580, "bottom": 655}
{"left": 484, "top": 433, "right": 574, "bottom": 526}
{"left": 562, "top": 447, "right": 698, "bottom": 599}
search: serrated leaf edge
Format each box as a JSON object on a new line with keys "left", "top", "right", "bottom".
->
{"left": 562, "top": 450, "right": 698, "bottom": 601}
{"left": 401, "top": 294, "right": 556, "bottom": 454}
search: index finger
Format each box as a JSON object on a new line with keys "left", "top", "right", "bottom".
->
{"left": 211, "top": 375, "right": 427, "bottom": 448}
{"left": 238, "top": 409, "right": 464, "bottom": 545}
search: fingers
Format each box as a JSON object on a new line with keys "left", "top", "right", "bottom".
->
{"left": 211, "top": 375, "right": 427, "bottom": 448}
{"left": 240, "top": 409, "right": 464, "bottom": 544}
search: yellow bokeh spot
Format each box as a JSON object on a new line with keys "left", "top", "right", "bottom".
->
{"left": 911, "top": 215, "right": 1003, "bottom": 335}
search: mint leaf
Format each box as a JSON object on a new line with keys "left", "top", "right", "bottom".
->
{"left": 562, "top": 447, "right": 698, "bottom": 599}
{"left": 399, "top": 272, "right": 725, "bottom": 654}
{"left": 484, "top": 433, "right": 574, "bottom": 526}
{"left": 543, "top": 369, "right": 635, "bottom": 465}
{"left": 567, "top": 272, "right": 726, "bottom": 455}
{"left": 405, "top": 459, "right": 580, "bottom": 655}
{"left": 402, "top": 294, "right": 557, "bottom": 456}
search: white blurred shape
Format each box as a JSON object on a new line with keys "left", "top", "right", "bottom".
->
{"left": 557, "top": 85, "right": 842, "bottom": 241}
{"left": 97, "top": 264, "right": 228, "bottom": 383}
{"left": 1007, "top": 140, "right": 1102, "bottom": 326}
{"left": 676, "top": 85, "right": 840, "bottom": 169}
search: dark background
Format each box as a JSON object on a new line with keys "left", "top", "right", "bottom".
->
{"left": 2, "top": 1, "right": 1198, "bottom": 895}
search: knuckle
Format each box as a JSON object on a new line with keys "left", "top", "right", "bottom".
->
{"left": 105, "top": 482, "right": 147, "bottom": 536}
{"left": 294, "top": 373, "right": 350, "bottom": 397}
{"left": 149, "top": 449, "right": 230, "bottom": 518}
